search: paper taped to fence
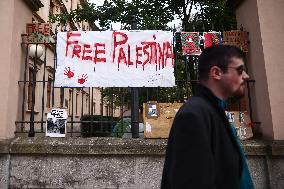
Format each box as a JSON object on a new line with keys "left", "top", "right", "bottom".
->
{"left": 46, "top": 108, "right": 67, "bottom": 137}
{"left": 181, "top": 32, "right": 201, "bottom": 55}
{"left": 203, "top": 32, "right": 222, "bottom": 49}
{"left": 226, "top": 111, "right": 253, "bottom": 140}
{"left": 55, "top": 31, "right": 175, "bottom": 87}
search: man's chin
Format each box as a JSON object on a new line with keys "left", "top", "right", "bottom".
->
{"left": 233, "top": 93, "right": 245, "bottom": 100}
{"left": 232, "top": 86, "right": 246, "bottom": 99}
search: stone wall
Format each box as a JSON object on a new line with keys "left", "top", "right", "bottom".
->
{"left": 0, "top": 138, "right": 283, "bottom": 189}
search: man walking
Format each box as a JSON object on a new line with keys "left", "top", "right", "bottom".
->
{"left": 161, "top": 45, "right": 254, "bottom": 189}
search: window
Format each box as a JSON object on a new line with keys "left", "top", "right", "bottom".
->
{"left": 28, "top": 68, "right": 36, "bottom": 110}
{"left": 68, "top": 89, "right": 72, "bottom": 115}
{"left": 46, "top": 77, "right": 52, "bottom": 108}
{"left": 49, "top": 0, "right": 54, "bottom": 17}
{"left": 105, "top": 105, "right": 108, "bottom": 116}
{"left": 86, "top": 94, "right": 89, "bottom": 114}
{"left": 109, "top": 105, "right": 113, "bottom": 117}
{"left": 75, "top": 91, "right": 79, "bottom": 116}
{"left": 100, "top": 103, "right": 103, "bottom": 116}
{"left": 93, "top": 102, "right": 96, "bottom": 115}
{"left": 60, "top": 88, "right": 64, "bottom": 107}
{"left": 56, "top": 4, "right": 59, "bottom": 12}
{"left": 65, "top": 99, "right": 68, "bottom": 107}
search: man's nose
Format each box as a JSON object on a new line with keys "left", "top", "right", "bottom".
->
{"left": 243, "top": 71, "right": 250, "bottom": 80}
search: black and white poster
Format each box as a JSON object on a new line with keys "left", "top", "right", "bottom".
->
{"left": 46, "top": 108, "right": 67, "bottom": 137}
{"left": 147, "top": 103, "right": 159, "bottom": 118}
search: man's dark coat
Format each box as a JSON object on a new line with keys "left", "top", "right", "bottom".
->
{"left": 161, "top": 84, "right": 242, "bottom": 189}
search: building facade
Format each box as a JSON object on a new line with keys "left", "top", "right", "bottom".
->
{"left": 0, "top": 0, "right": 121, "bottom": 139}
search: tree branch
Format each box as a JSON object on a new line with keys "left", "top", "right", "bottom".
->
{"left": 188, "top": 0, "right": 194, "bottom": 17}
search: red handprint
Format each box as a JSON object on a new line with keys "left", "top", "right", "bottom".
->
{"left": 64, "top": 67, "right": 74, "bottom": 78}
{"left": 78, "top": 74, "right": 88, "bottom": 84}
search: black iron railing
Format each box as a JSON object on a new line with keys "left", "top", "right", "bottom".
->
{"left": 16, "top": 24, "right": 257, "bottom": 138}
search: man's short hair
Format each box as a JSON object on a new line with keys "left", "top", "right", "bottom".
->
{"left": 198, "top": 45, "right": 245, "bottom": 81}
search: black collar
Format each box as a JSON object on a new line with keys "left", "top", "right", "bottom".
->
{"left": 195, "top": 83, "right": 221, "bottom": 109}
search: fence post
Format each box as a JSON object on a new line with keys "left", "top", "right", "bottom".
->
{"left": 130, "top": 15, "right": 139, "bottom": 138}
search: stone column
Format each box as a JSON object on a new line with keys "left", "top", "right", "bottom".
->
{"left": 235, "top": 0, "right": 284, "bottom": 140}
{"left": 0, "top": 0, "right": 33, "bottom": 139}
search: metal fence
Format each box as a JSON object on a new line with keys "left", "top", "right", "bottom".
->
{"left": 15, "top": 25, "right": 256, "bottom": 138}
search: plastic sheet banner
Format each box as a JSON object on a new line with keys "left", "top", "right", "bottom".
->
{"left": 55, "top": 31, "right": 175, "bottom": 87}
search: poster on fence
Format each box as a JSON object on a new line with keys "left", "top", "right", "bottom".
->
{"left": 146, "top": 102, "right": 159, "bottom": 118}
{"left": 181, "top": 32, "right": 201, "bottom": 55}
{"left": 46, "top": 108, "right": 67, "bottom": 137}
{"left": 55, "top": 30, "right": 175, "bottom": 87}
{"left": 225, "top": 111, "right": 253, "bottom": 140}
{"left": 203, "top": 32, "right": 222, "bottom": 49}
{"left": 26, "top": 23, "right": 51, "bottom": 43}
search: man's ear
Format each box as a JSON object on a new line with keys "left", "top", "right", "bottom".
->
{"left": 209, "top": 66, "right": 222, "bottom": 80}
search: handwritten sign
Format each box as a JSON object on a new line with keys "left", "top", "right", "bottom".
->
{"left": 46, "top": 108, "right": 67, "bottom": 137}
{"left": 26, "top": 23, "right": 51, "bottom": 43}
{"left": 223, "top": 30, "right": 249, "bottom": 52}
{"left": 55, "top": 31, "right": 175, "bottom": 87}
{"left": 26, "top": 23, "right": 50, "bottom": 35}
{"left": 226, "top": 111, "right": 253, "bottom": 140}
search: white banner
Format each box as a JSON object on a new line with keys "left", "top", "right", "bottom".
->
{"left": 55, "top": 30, "right": 175, "bottom": 87}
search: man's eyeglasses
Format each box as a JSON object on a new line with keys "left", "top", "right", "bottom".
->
{"left": 220, "top": 65, "right": 246, "bottom": 75}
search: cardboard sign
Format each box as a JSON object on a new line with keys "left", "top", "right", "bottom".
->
{"left": 55, "top": 31, "right": 175, "bottom": 87}
{"left": 143, "top": 102, "right": 183, "bottom": 138}
{"left": 46, "top": 108, "right": 67, "bottom": 137}
{"left": 226, "top": 111, "right": 253, "bottom": 140}
{"left": 181, "top": 32, "right": 201, "bottom": 55}
{"left": 222, "top": 30, "right": 249, "bottom": 52}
